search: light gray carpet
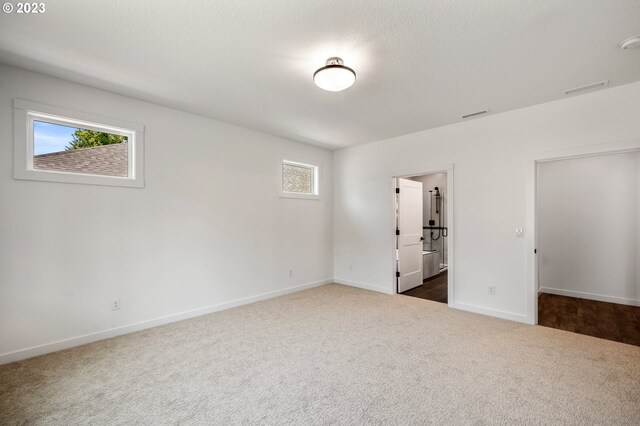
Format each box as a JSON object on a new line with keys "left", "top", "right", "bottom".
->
{"left": 1, "top": 284, "right": 639, "bottom": 425}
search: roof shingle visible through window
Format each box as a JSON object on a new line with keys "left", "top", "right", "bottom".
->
{"left": 33, "top": 143, "right": 128, "bottom": 177}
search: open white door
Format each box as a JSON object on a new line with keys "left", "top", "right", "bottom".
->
{"left": 397, "top": 178, "right": 423, "bottom": 293}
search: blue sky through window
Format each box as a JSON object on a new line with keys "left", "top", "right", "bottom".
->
{"left": 33, "top": 121, "right": 79, "bottom": 155}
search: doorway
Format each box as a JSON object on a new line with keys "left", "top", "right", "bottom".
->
{"left": 395, "top": 169, "right": 453, "bottom": 305}
{"left": 535, "top": 150, "right": 640, "bottom": 345}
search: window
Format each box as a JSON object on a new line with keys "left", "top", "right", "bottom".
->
{"left": 279, "top": 159, "right": 320, "bottom": 199}
{"left": 14, "top": 99, "right": 144, "bottom": 188}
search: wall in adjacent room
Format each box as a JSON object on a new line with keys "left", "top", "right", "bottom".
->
{"left": 410, "top": 173, "right": 448, "bottom": 263}
{"left": 538, "top": 152, "right": 639, "bottom": 306}
{"left": 0, "top": 64, "right": 333, "bottom": 363}
{"left": 333, "top": 81, "right": 640, "bottom": 323}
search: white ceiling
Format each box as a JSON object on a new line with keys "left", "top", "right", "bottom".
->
{"left": 1, "top": 1, "right": 639, "bottom": 149}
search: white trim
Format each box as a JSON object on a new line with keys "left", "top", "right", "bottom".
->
{"left": 539, "top": 287, "right": 640, "bottom": 307}
{"left": 454, "top": 302, "right": 528, "bottom": 323}
{"left": 0, "top": 278, "right": 332, "bottom": 365}
{"left": 334, "top": 277, "right": 394, "bottom": 295}
{"left": 13, "top": 99, "right": 145, "bottom": 188}
{"left": 526, "top": 138, "right": 640, "bottom": 325}
{"left": 391, "top": 164, "right": 455, "bottom": 309}
{"left": 279, "top": 157, "right": 321, "bottom": 200}
{"left": 525, "top": 152, "right": 538, "bottom": 325}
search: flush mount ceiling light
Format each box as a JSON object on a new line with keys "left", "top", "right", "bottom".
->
{"left": 619, "top": 35, "right": 640, "bottom": 50}
{"left": 313, "top": 57, "right": 356, "bottom": 92}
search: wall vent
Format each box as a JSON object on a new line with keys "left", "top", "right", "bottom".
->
{"left": 564, "top": 80, "right": 609, "bottom": 96}
{"left": 461, "top": 110, "right": 489, "bottom": 119}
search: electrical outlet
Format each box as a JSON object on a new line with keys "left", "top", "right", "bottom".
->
{"left": 288, "top": 269, "right": 293, "bottom": 277}
{"left": 488, "top": 286, "right": 496, "bottom": 296}
{"left": 111, "top": 298, "right": 121, "bottom": 311}
{"left": 515, "top": 228, "right": 524, "bottom": 238}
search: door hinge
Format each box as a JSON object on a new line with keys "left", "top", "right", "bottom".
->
{"left": 396, "top": 228, "right": 400, "bottom": 236}
{"left": 395, "top": 188, "right": 400, "bottom": 193}
{"left": 396, "top": 271, "right": 400, "bottom": 278}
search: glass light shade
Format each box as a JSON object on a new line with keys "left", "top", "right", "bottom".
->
{"left": 313, "top": 62, "right": 356, "bottom": 92}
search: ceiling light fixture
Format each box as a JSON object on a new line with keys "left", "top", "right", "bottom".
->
{"left": 313, "top": 57, "right": 356, "bottom": 92}
{"left": 619, "top": 35, "right": 640, "bottom": 50}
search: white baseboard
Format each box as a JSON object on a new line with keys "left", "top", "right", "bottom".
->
{"left": 334, "top": 279, "right": 529, "bottom": 324}
{"left": 539, "top": 287, "right": 640, "bottom": 307}
{"left": 453, "top": 302, "right": 529, "bottom": 324}
{"left": 334, "top": 277, "right": 394, "bottom": 295}
{"left": 0, "top": 278, "right": 333, "bottom": 365}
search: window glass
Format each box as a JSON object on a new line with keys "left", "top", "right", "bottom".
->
{"left": 282, "top": 162, "right": 313, "bottom": 194}
{"left": 33, "top": 120, "right": 128, "bottom": 177}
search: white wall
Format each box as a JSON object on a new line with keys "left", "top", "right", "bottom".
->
{"left": 333, "top": 81, "right": 640, "bottom": 323}
{"left": 0, "top": 64, "right": 333, "bottom": 363}
{"left": 538, "top": 152, "right": 639, "bottom": 306}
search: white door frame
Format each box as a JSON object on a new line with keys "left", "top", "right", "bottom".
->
{"left": 525, "top": 139, "right": 640, "bottom": 325}
{"left": 391, "top": 164, "right": 455, "bottom": 309}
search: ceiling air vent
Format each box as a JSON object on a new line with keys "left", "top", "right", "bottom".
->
{"left": 564, "top": 80, "right": 609, "bottom": 96}
{"left": 461, "top": 110, "right": 489, "bottom": 119}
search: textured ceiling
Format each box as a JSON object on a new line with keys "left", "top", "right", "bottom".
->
{"left": 1, "top": 1, "right": 639, "bottom": 149}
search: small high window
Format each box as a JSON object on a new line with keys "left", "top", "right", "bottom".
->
{"left": 280, "top": 159, "right": 320, "bottom": 199}
{"left": 14, "top": 99, "right": 144, "bottom": 188}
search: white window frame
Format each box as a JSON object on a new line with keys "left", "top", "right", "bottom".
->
{"left": 279, "top": 158, "right": 321, "bottom": 200}
{"left": 13, "top": 99, "right": 145, "bottom": 188}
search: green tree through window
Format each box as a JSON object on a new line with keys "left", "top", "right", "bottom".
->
{"left": 66, "top": 129, "right": 127, "bottom": 150}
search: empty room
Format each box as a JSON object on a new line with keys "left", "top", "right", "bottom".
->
{"left": 1, "top": 1, "right": 639, "bottom": 424}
